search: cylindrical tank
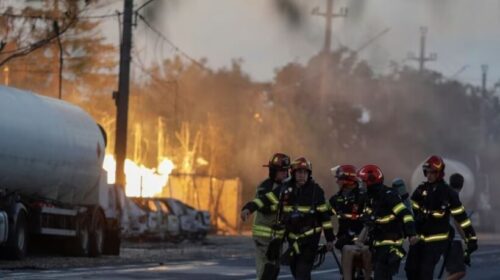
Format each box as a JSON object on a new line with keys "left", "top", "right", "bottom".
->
{"left": 0, "top": 86, "right": 105, "bottom": 204}
{"left": 410, "top": 158, "right": 475, "bottom": 206}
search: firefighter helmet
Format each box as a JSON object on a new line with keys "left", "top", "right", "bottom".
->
{"left": 335, "top": 164, "right": 357, "bottom": 182}
{"left": 291, "top": 157, "right": 312, "bottom": 173}
{"left": 357, "top": 164, "right": 384, "bottom": 186}
{"left": 422, "top": 155, "right": 445, "bottom": 179}
{"left": 263, "top": 153, "right": 291, "bottom": 170}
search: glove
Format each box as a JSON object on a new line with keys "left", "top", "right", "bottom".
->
{"left": 466, "top": 239, "right": 478, "bottom": 254}
{"left": 464, "top": 252, "right": 471, "bottom": 267}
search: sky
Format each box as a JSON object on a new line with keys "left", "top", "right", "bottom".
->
{"left": 92, "top": 0, "right": 500, "bottom": 87}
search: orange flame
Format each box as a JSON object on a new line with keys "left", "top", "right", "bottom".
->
{"left": 103, "top": 154, "right": 175, "bottom": 197}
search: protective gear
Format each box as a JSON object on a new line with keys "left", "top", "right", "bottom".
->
{"left": 266, "top": 236, "right": 284, "bottom": 261}
{"left": 242, "top": 175, "right": 335, "bottom": 280}
{"left": 329, "top": 186, "right": 366, "bottom": 250}
{"left": 392, "top": 178, "right": 412, "bottom": 211}
{"left": 263, "top": 153, "right": 291, "bottom": 169}
{"left": 313, "top": 244, "right": 328, "bottom": 269}
{"left": 466, "top": 239, "right": 478, "bottom": 254}
{"left": 449, "top": 173, "right": 464, "bottom": 191}
{"left": 357, "top": 164, "right": 384, "bottom": 186}
{"left": 262, "top": 263, "right": 280, "bottom": 280}
{"left": 251, "top": 178, "right": 285, "bottom": 280}
{"left": 464, "top": 251, "right": 471, "bottom": 266}
{"left": 335, "top": 164, "right": 358, "bottom": 182}
{"left": 373, "top": 245, "right": 406, "bottom": 279}
{"left": 264, "top": 153, "right": 291, "bottom": 180}
{"left": 422, "top": 155, "right": 445, "bottom": 179}
{"left": 291, "top": 157, "right": 312, "bottom": 173}
{"left": 364, "top": 181, "right": 416, "bottom": 280}
{"left": 406, "top": 174, "right": 477, "bottom": 280}
{"left": 406, "top": 241, "right": 448, "bottom": 280}
{"left": 392, "top": 178, "right": 408, "bottom": 198}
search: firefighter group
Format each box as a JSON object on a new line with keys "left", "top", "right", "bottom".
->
{"left": 240, "top": 154, "right": 478, "bottom": 280}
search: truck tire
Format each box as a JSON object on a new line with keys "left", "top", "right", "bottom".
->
{"left": 103, "top": 228, "right": 121, "bottom": 255}
{"left": 89, "top": 208, "right": 104, "bottom": 257}
{"left": 5, "top": 210, "right": 28, "bottom": 260}
{"left": 72, "top": 217, "right": 90, "bottom": 257}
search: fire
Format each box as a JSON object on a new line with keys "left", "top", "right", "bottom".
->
{"left": 103, "top": 154, "right": 175, "bottom": 197}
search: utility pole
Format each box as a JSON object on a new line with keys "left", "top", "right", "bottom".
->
{"left": 115, "top": 0, "right": 134, "bottom": 190}
{"left": 407, "top": 27, "right": 437, "bottom": 72}
{"left": 481, "top": 64, "right": 488, "bottom": 97}
{"left": 312, "top": 0, "right": 347, "bottom": 53}
{"left": 52, "top": 0, "right": 64, "bottom": 99}
{"left": 480, "top": 64, "right": 488, "bottom": 148}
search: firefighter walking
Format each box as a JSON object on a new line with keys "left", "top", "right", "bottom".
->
{"left": 329, "top": 164, "right": 371, "bottom": 280}
{"left": 357, "top": 164, "right": 419, "bottom": 280}
{"left": 250, "top": 153, "right": 291, "bottom": 280}
{"left": 405, "top": 155, "right": 478, "bottom": 280}
{"left": 241, "top": 157, "right": 335, "bottom": 280}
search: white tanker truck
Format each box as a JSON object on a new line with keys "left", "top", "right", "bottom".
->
{"left": 0, "top": 86, "right": 121, "bottom": 259}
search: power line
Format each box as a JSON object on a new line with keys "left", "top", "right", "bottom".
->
{"left": 132, "top": 56, "right": 177, "bottom": 89}
{"left": 0, "top": 11, "right": 121, "bottom": 20}
{"left": 136, "top": 13, "right": 209, "bottom": 72}
{"left": 135, "top": 0, "right": 158, "bottom": 14}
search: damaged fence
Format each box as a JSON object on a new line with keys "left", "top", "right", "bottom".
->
{"left": 163, "top": 175, "right": 242, "bottom": 235}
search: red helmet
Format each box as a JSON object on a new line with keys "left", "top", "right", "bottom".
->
{"left": 335, "top": 165, "right": 357, "bottom": 182}
{"left": 422, "top": 155, "right": 445, "bottom": 179}
{"left": 263, "top": 153, "right": 291, "bottom": 170}
{"left": 357, "top": 165, "right": 384, "bottom": 186}
{"left": 291, "top": 157, "right": 312, "bottom": 173}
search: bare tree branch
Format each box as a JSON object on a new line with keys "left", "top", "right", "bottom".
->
{"left": 0, "top": 16, "right": 77, "bottom": 67}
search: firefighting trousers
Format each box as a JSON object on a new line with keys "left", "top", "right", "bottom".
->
{"left": 372, "top": 245, "right": 405, "bottom": 280}
{"left": 254, "top": 237, "right": 280, "bottom": 280}
{"left": 289, "top": 235, "right": 320, "bottom": 280}
{"left": 405, "top": 241, "right": 448, "bottom": 280}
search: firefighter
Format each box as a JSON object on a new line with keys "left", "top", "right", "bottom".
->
{"left": 241, "top": 157, "right": 335, "bottom": 280}
{"left": 329, "top": 165, "right": 371, "bottom": 280}
{"left": 444, "top": 173, "right": 467, "bottom": 280}
{"left": 405, "top": 155, "right": 478, "bottom": 280}
{"left": 357, "top": 164, "right": 418, "bottom": 280}
{"left": 249, "top": 153, "right": 291, "bottom": 280}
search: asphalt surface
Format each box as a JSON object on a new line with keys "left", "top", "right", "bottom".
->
{"left": 1, "top": 239, "right": 499, "bottom": 279}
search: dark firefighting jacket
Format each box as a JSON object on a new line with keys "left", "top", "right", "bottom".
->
{"left": 411, "top": 179, "right": 477, "bottom": 243}
{"left": 243, "top": 178, "right": 335, "bottom": 254}
{"left": 251, "top": 178, "right": 285, "bottom": 239}
{"left": 329, "top": 187, "right": 365, "bottom": 243}
{"left": 364, "top": 184, "right": 416, "bottom": 248}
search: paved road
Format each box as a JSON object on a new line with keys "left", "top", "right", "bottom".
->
{"left": 2, "top": 244, "right": 500, "bottom": 279}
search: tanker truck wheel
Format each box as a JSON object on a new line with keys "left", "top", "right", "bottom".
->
{"left": 4, "top": 210, "right": 28, "bottom": 260}
{"left": 89, "top": 208, "right": 105, "bottom": 257}
{"left": 71, "top": 217, "right": 90, "bottom": 257}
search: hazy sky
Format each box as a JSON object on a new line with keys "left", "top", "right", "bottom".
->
{"left": 95, "top": 0, "right": 500, "bottom": 87}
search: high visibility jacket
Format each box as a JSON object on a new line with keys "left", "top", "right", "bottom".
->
{"left": 411, "top": 180, "right": 477, "bottom": 243}
{"left": 364, "top": 184, "right": 416, "bottom": 246}
{"left": 243, "top": 179, "right": 335, "bottom": 253}
{"left": 252, "top": 178, "right": 283, "bottom": 239}
{"left": 329, "top": 187, "right": 366, "bottom": 239}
